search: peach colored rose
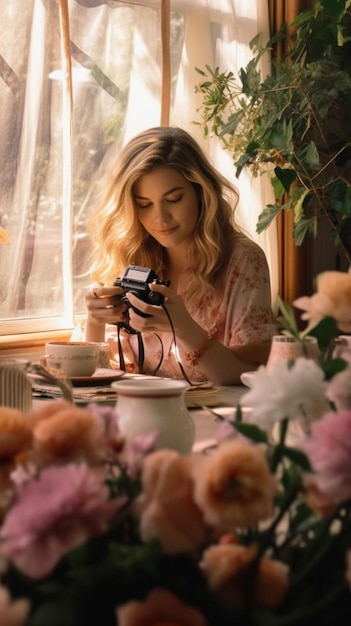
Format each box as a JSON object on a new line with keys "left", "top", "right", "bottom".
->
{"left": 117, "top": 588, "right": 208, "bottom": 626}
{"left": 201, "top": 543, "right": 289, "bottom": 610}
{"left": 0, "top": 408, "right": 32, "bottom": 461}
{"left": 0, "top": 584, "right": 30, "bottom": 626}
{"left": 193, "top": 439, "right": 277, "bottom": 531}
{"left": 30, "top": 401, "right": 103, "bottom": 463}
{"left": 0, "top": 226, "right": 10, "bottom": 246}
{"left": 137, "top": 449, "right": 208, "bottom": 554}
{"left": 346, "top": 550, "right": 351, "bottom": 591}
{"left": 294, "top": 268, "right": 351, "bottom": 333}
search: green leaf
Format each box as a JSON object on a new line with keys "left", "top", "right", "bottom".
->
{"left": 274, "top": 167, "right": 297, "bottom": 194}
{"left": 271, "top": 175, "right": 285, "bottom": 200}
{"left": 233, "top": 421, "right": 268, "bottom": 443}
{"left": 276, "top": 295, "right": 301, "bottom": 338}
{"left": 282, "top": 446, "right": 312, "bottom": 471}
{"left": 320, "top": 0, "right": 348, "bottom": 19}
{"left": 293, "top": 216, "right": 316, "bottom": 245}
{"left": 322, "top": 356, "right": 348, "bottom": 380}
{"left": 308, "top": 316, "right": 338, "bottom": 353}
{"left": 297, "top": 141, "right": 320, "bottom": 170}
{"left": 292, "top": 187, "right": 309, "bottom": 224}
{"left": 327, "top": 179, "right": 351, "bottom": 217}
{"left": 270, "top": 119, "right": 293, "bottom": 151}
{"left": 235, "top": 141, "right": 260, "bottom": 177}
{"left": 256, "top": 203, "right": 282, "bottom": 233}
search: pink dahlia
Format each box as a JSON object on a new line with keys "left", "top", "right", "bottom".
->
{"left": 0, "top": 463, "right": 125, "bottom": 579}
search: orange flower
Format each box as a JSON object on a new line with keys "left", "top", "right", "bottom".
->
{"left": 29, "top": 401, "right": 103, "bottom": 463}
{"left": 0, "top": 408, "right": 32, "bottom": 461}
{"left": 0, "top": 583, "right": 30, "bottom": 626}
{"left": 201, "top": 543, "right": 289, "bottom": 610}
{"left": 294, "top": 268, "right": 351, "bottom": 332}
{"left": 117, "top": 588, "right": 208, "bottom": 626}
{"left": 193, "top": 439, "right": 277, "bottom": 530}
{"left": 137, "top": 449, "right": 208, "bottom": 554}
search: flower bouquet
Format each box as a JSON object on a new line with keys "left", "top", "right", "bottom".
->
{"left": 0, "top": 269, "right": 351, "bottom": 626}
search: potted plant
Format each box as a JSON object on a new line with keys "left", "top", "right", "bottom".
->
{"left": 194, "top": 0, "right": 351, "bottom": 267}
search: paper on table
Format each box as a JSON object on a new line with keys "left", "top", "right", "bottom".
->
{"left": 185, "top": 384, "right": 219, "bottom": 408}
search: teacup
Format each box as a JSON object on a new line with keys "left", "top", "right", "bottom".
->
{"left": 41, "top": 341, "right": 100, "bottom": 377}
{"left": 333, "top": 335, "right": 351, "bottom": 358}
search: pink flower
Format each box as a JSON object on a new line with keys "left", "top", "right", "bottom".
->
{"left": 201, "top": 543, "right": 289, "bottom": 610}
{"left": 0, "top": 584, "right": 29, "bottom": 626}
{"left": 0, "top": 463, "right": 125, "bottom": 579}
{"left": 299, "top": 409, "right": 351, "bottom": 508}
{"left": 294, "top": 268, "right": 351, "bottom": 332}
{"left": 137, "top": 449, "right": 208, "bottom": 554}
{"left": 117, "top": 588, "right": 208, "bottom": 626}
{"left": 193, "top": 439, "right": 277, "bottom": 531}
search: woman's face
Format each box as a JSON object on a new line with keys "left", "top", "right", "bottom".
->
{"left": 133, "top": 167, "right": 200, "bottom": 250}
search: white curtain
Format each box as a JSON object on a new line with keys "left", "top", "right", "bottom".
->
{"left": 171, "top": 0, "right": 278, "bottom": 307}
{"left": 0, "top": 0, "right": 277, "bottom": 337}
{"left": 97, "top": 0, "right": 279, "bottom": 305}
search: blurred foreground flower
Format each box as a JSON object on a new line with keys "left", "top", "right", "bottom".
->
{"left": 1, "top": 267, "right": 351, "bottom": 625}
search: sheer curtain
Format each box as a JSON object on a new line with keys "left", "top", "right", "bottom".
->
{"left": 170, "top": 0, "right": 278, "bottom": 306}
{"left": 78, "top": 0, "right": 278, "bottom": 304}
{"left": 0, "top": 0, "right": 277, "bottom": 342}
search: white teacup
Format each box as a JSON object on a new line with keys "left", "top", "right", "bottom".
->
{"left": 41, "top": 341, "right": 100, "bottom": 377}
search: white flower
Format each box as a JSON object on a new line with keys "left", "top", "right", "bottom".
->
{"left": 241, "top": 358, "right": 328, "bottom": 428}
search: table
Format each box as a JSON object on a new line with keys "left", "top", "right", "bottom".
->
{"left": 190, "top": 386, "right": 247, "bottom": 452}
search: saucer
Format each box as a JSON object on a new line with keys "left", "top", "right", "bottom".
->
{"left": 69, "top": 368, "right": 125, "bottom": 386}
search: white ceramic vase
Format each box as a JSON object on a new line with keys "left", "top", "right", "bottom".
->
{"left": 112, "top": 378, "right": 195, "bottom": 454}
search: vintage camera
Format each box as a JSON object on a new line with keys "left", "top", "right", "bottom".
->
{"left": 113, "top": 265, "right": 170, "bottom": 332}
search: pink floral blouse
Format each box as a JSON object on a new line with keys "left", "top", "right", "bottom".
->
{"left": 107, "top": 238, "right": 277, "bottom": 381}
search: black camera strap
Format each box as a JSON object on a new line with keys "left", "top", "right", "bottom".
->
{"left": 116, "top": 322, "right": 164, "bottom": 376}
{"left": 116, "top": 305, "right": 202, "bottom": 386}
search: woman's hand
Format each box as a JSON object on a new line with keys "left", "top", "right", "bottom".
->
{"left": 125, "top": 283, "right": 199, "bottom": 340}
{"left": 85, "top": 286, "right": 128, "bottom": 327}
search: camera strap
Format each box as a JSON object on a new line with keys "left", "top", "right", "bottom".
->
{"left": 116, "top": 322, "right": 164, "bottom": 375}
{"left": 116, "top": 306, "right": 202, "bottom": 386}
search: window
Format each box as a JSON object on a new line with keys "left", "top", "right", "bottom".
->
{"left": 0, "top": 0, "right": 276, "bottom": 345}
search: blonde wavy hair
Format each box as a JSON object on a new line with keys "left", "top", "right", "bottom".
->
{"left": 87, "top": 126, "right": 244, "bottom": 300}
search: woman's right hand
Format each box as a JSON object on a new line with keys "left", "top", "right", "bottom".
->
{"left": 85, "top": 286, "right": 128, "bottom": 327}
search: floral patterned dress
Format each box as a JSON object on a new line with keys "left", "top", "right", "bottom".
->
{"left": 107, "top": 237, "right": 277, "bottom": 382}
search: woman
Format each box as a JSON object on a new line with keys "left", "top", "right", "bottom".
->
{"left": 85, "top": 126, "right": 277, "bottom": 385}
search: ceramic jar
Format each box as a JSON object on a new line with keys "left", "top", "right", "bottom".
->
{"left": 267, "top": 335, "right": 319, "bottom": 370}
{"left": 112, "top": 378, "right": 195, "bottom": 454}
{"left": 0, "top": 364, "right": 32, "bottom": 412}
